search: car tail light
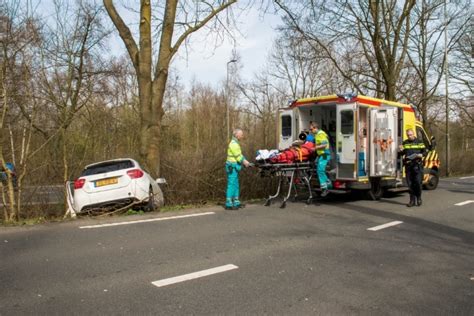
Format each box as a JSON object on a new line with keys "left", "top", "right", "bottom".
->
{"left": 74, "top": 178, "right": 86, "bottom": 189}
{"left": 127, "top": 169, "right": 144, "bottom": 179}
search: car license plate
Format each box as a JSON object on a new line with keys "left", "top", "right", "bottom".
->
{"left": 95, "top": 177, "right": 118, "bottom": 187}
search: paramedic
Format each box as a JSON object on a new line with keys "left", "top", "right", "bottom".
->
{"left": 225, "top": 128, "right": 250, "bottom": 210}
{"left": 399, "top": 129, "right": 427, "bottom": 207}
{"left": 310, "top": 123, "right": 332, "bottom": 196}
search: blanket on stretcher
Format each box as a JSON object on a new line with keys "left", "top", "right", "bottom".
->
{"left": 256, "top": 141, "right": 316, "bottom": 164}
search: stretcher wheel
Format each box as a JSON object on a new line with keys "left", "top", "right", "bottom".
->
{"left": 280, "top": 201, "right": 287, "bottom": 208}
{"left": 264, "top": 199, "right": 271, "bottom": 206}
{"left": 306, "top": 198, "right": 312, "bottom": 205}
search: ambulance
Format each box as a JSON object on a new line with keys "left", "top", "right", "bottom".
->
{"left": 277, "top": 93, "right": 440, "bottom": 199}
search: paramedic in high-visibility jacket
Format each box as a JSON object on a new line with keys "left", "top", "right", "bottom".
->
{"left": 310, "top": 123, "right": 332, "bottom": 197}
{"left": 399, "top": 129, "right": 427, "bottom": 207}
{"left": 225, "top": 128, "right": 250, "bottom": 210}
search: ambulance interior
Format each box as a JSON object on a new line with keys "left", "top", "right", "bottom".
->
{"left": 297, "top": 105, "right": 337, "bottom": 150}
{"left": 296, "top": 105, "right": 339, "bottom": 174}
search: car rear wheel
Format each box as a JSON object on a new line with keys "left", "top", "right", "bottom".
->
{"left": 146, "top": 187, "right": 157, "bottom": 212}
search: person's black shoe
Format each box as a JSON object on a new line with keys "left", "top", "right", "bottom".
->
{"left": 225, "top": 206, "right": 238, "bottom": 210}
{"left": 406, "top": 196, "right": 416, "bottom": 207}
{"left": 237, "top": 204, "right": 245, "bottom": 208}
{"left": 416, "top": 198, "right": 422, "bottom": 206}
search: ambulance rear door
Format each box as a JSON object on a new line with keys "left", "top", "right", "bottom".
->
{"left": 278, "top": 108, "right": 295, "bottom": 150}
{"left": 369, "top": 107, "right": 398, "bottom": 177}
{"left": 336, "top": 103, "right": 357, "bottom": 179}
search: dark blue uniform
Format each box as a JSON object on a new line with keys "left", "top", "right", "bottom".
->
{"left": 400, "top": 138, "right": 427, "bottom": 206}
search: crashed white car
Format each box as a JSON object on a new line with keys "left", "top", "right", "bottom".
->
{"left": 73, "top": 158, "right": 164, "bottom": 213}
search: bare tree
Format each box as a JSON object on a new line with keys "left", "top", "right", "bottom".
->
{"left": 449, "top": 9, "right": 473, "bottom": 98}
{"left": 238, "top": 74, "right": 284, "bottom": 147}
{"left": 37, "top": 0, "right": 109, "bottom": 188}
{"left": 274, "top": 0, "right": 416, "bottom": 101}
{"left": 0, "top": 0, "right": 44, "bottom": 221}
{"left": 405, "top": 0, "right": 471, "bottom": 124}
{"left": 103, "top": 0, "right": 237, "bottom": 176}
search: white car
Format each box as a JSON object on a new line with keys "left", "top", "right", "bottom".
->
{"left": 73, "top": 158, "right": 164, "bottom": 213}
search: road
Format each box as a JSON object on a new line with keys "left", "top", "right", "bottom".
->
{"left": 1, "top": 177, "right": 473, "bottom": 315}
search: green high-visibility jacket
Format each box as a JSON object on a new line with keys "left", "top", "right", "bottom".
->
{"left": 315, "top": 130, "right": 330, "bottom": 156}
{"left": 227, "top": 137, "right": 245, "bottom": 163}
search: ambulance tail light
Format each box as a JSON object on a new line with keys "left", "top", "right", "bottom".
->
{"left": 333, "top": 180, "right": 346, "bottom": 189}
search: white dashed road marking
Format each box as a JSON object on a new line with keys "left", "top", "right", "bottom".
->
{"left": 151, "top": 264, "right": 239, "bottom": 288}
{"left": 367, "top": 221, "right": 403, "bottom": 231}
{"left": 79, "top": 212, "right": 215, "bottom": 229}
{"left": 454, "top": 200, "right": 474, "bottom": 206}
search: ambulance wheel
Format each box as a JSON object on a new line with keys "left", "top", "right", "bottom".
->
{"left": 423, "top": 170, "right": 439, "bottom": 190}
{"left": 368, "top": 178, "right": 383, "bottom": 200}
{"left": 367, "top": 186, "right": 384, "bottom": 201}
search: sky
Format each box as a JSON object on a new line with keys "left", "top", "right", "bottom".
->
{"left": 171, "top": 8, "right": 282, "bottom": 88}
{"left": 34, "top": 1, "right": 282, "bottom": 88}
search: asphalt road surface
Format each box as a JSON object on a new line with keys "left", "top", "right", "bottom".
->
{"left": 1, "top": 177, "right": 473, "bottom": 315}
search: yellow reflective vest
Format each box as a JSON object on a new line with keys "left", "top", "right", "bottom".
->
{"left": 227, "top": 138, "right": 244, "bottom": 163}
{"left": 315, "top": 130, "right": 330, "bottom": 155}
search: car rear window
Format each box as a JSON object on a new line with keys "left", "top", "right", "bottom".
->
{"left": 81, "top": 160, "right": 135, "bottom": 176}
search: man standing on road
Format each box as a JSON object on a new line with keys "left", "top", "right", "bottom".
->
{"left": 225, "top": 128, "right": 250, "bottom": 210}
{"left": 310, "top": 123, "right": 332, "bottom": 197}
{"left": 399, "top": 128, "right": 427, "bottom": 207}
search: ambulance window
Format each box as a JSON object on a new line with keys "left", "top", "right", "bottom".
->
{"left": 341, "top": 110, "right": 354, "bottom": 134}
{"left": 281, "top": 115, "right": 292, "bottom": 137}
{"left": 416, "top": 127, "right": 430, "bottom": 148}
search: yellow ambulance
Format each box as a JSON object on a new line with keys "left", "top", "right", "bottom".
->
{"left": 277, "top": 93, "right": 440, "bottom": 199}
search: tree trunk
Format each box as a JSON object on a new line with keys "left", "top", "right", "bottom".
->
{"left": 104, "top": 0, "right": 237, "bottom": 177}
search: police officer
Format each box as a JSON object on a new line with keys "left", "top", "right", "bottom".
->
{"left": 310, "top": 122, "right": 332, "bottom": 197}
{"left": 399, "top": 129, "right": 427, "bottom": 207}
{"left": 225, "top": 128, "right": 250, "bottom": 210}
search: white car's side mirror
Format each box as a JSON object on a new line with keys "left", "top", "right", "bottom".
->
{"left": 156, "top": 178, "right": 167, "bottom": 185}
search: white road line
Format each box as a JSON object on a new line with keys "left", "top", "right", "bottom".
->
{"left": 460, "top": 176, "right": 474, "bottom": 180}
{"left": 79, "top": 212, "right": 215, "bottom": 229}
{"left": 151, "top": 264, "right": 238, "bottom": 288}
{"left": 367, "top": 221, "right": 403, "bottom": 231}
{"left": 455, "top": 200, "right": 474, "bottom": 206}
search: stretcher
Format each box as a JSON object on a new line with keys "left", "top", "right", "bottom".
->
{"left": 256, "top": 161, "right": 315, "bottom": 208}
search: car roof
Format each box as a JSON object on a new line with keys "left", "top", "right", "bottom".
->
{"left": 84, "top": 158, "right": 139, "bottom": 170}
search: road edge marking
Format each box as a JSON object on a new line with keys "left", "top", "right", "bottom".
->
{"left": 454, "top": 200, "right": 474, "bottom": 206}
{"left": 367, "top": 221, "right": 403, "bottom": 231}
{"left": 79, "top": 212, "right": 215, "bottom": 229}
{"left": 151, "top": 264, "right": 239, "bottom": 288}
{"left": 459, "top": 176, "right": 474, "bottom": 180}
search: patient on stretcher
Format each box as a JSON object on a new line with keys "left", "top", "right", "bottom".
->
{"left": 255, "top": 140, "right": 316, "bottom": 164}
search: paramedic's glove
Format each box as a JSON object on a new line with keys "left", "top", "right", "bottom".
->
{"left": 398, "top": 145, "right": 404, "bottom": 152}
{"left": 243, "top": 160, "right": 250, "bottom": 168}
{"left": 248, "top": 162, "right": 255, "bottom": 167}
